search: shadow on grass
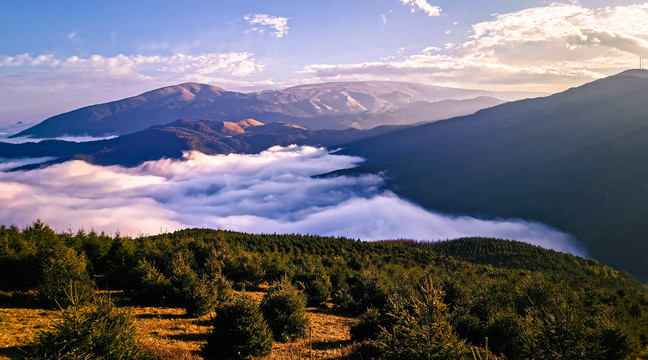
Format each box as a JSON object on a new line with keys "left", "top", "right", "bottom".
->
{"left": 135, "top": 313, "right": 187, "bottom": 320}
{"left": 166, "top": 332, "right": 209, "bottom": 342}
{"left": 306, "top": 306, "right": 353, "bottom": 318}
{"left": 0, "top": 344, "right": 35, "bottom": 359}
{"left": 193, "top": 318, "right": 212, "bottom": 327}
{"left": 0, "top": 291, "right": 43, "bottom": 309}
{"left": 311, "top": 339, "right": 353, "bottom": 351}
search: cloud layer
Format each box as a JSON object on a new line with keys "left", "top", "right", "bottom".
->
{"left": 0, "top": 146, "right": 584, "bottom": 255}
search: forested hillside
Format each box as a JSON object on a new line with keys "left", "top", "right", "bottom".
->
{"left": 1, "top": 222, "right": 647, "bottom": 359}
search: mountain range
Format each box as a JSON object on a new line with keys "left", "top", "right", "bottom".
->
{"left": 3, "top": 71, "right": 648, "bottom": 282}
{"left": 10, "top": 81, "right": 532, "bottom": 138}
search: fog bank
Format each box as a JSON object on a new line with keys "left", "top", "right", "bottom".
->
{"left": 0, "top": 145, "right": 586, "bottom": 256}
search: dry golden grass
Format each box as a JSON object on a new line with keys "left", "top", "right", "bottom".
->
{"left": 0, "top": 291, "right": 355, "bottom": 360}
{"left": 0, "top": 307, "right": 57, "bottom": 359}
{"left": 269, "top": 307, "right": 354, "bottom": 360}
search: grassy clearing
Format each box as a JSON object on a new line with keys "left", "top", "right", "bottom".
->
{"left": 0, "top": 291, "right": 354, "bottom": 360}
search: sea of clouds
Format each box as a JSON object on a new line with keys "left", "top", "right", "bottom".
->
{"left": 0, "top": 145, "right": 586, "bottom": 256}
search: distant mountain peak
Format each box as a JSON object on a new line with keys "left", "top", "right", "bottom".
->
{"left": 615, "top": 68, "right": 648, "bottom": 79}
{"left": 237, "top": 119, "right": 264, "bottom": 128}
{"left": 155, "top": 82, "right": 226, "bottom": 93}
{"left": 140, "top": 82, "right": 227, "bottom": 102}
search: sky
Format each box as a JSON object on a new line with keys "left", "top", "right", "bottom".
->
{"left": 1, "top": 0, "right": 648, "bottom": 126}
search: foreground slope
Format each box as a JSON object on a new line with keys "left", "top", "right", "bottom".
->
{"left": 2, "top": 223, "right": 647, "bottom": 359}
{"left": 338, "top": 69, "right": 648, "bottom": 281}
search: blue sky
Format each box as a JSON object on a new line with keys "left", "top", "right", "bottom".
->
{"left": 1, "top": 0, "right": 648, "bottom": 126}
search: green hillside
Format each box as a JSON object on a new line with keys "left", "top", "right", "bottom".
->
{"left": 1, "top": 222, "right": 647, "bottom": 359}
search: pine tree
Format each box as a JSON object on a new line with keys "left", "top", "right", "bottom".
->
{"left": 202, "top": 293, "right": 273, "bottom": 360}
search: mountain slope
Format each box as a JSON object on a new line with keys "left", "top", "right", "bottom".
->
{"left": 260, "top": 81, "right": 536, "bottom": 115}
{"left": 11, "top": 81, "right": 537, "bottom": 138}
{"left": 11, "top": 83, "right": 308, "bottom": 139}
{"left": 1, "top": 119, "right": 315, "bottom": 167}
{"left": 301, "top": 96, "right": 504, "bottom": 130}
{"left": 336, "top": 69, "right": 648, "bottom": 281}
{"left": 1, "top": 118, "right": 415, "bottom": 169}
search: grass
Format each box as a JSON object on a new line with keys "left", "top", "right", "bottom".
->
{"left": 0, "top": 291, "right": 354, "bottom": 360}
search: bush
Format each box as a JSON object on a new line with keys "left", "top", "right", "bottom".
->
{"left": 37, "top": 245, "right": 94, "bottom": 307}
{"left": 379, "top": 280, "right": 469, "bottom": 360}
{"left": 224, "top": 252, "right": 266, "bottom": 288}
{"left": 130, "top": 259, "right": 171, "bottom": 305}
{"left": 350, "top": 308, "right": 385, "bottom": 341}
{"left": 260, "top": 278, "right": 309, "bottom": 341}
{"left": 30, "top": 294, "right": 146, "bottom": 359}
{"left": 169, "top": 253, "right": 229, "bottom": 317}
{"left": 346, "top": 268, "right": 392, "bottom": 314}
{"left": 202, "top": 293, "right": 273, "bottom": 360}
{"left": 295, "top": 270, "right": 332, "bottom": 306}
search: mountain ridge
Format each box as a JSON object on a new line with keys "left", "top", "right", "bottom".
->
{"left": 10, "top": 81, "right": 539, "bottom": 139}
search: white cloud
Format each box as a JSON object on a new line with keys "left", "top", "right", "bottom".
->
{"left": 422, "top": 46, "right": 441, "bottom": 55}
{"left": 301, "top": 2, "right": 648, "bottom": 92}
{"left": 0, "top": 52, "right": 264, "bottom": 77}
{"left": 1, "top": 135, "right": 117, "bottom": 144}
{"left": 244, "top": 14, "right": 290, "bottom": 38}
{"left": 67, "top": 31, "right": 78, "bottom": 41}
{"left": 398, "top": 0, "right": 442, "bottom": 17}
{"left": 0, "top": 157, "right": 55, "bottom": 172}
{"left": 381, "top": 14, "right": 388, "bottom": 25}
{"left": 0, "top": 146, "right": 585, "bottom": 255}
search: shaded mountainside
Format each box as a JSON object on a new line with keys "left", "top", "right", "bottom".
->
{"left": 0, "top": 118, "right": 409, "bottom": 169}
{"left": 10, "top": 81, "right": 529, "bottom": 138}
{"left": 0, "top": 119, "right": 316, "bottom": 168}
{"left": 336, "top": 69, "right": 648, "bottom": 281}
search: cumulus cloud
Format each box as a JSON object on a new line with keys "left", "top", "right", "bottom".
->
{"left": 398, "top": 0, "right": 442, "bottom": 17}
{"left": 0, "top": 146, "right": 584, "bottom": 255}
{"left": 244, "top": 14, "right": 290, "bottom": 38}
{"left": 302, "top": 2, "right": 648, "bottom": 92}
